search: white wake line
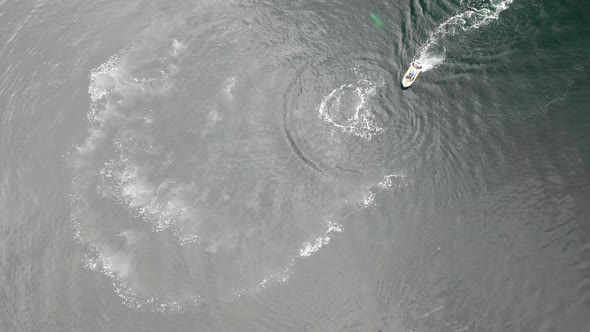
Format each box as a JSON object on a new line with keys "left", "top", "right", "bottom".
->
{"left": 417, "top": 0, "right": 515, "bottom": 71}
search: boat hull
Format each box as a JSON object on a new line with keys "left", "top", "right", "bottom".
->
{"left": 401, "top": 64, "right": 421, "bottom": 88}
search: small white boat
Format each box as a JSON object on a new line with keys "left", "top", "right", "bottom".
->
{"left": 401, "top": 60, "right": 422, "bottom": 88}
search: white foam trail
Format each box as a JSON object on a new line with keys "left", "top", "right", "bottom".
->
{"left": 247, "top": 172, "right": 409, "bottom": 295}
{"left": 299, "top": 173, "right": 407, "bottom": 257}
{"left": 82, "top": 243, "right": 203, "bottom": 312}
{"left": 235, "top": 219, "right": 343, "bottom": 297}
{"left": 417, "top": 0, "right": 515, "bottom": 71}
{"left": 359, "top": 172, "right": 409, "bottom": 209}
{"left": 254, "top": 259, "right": 294, "bottom": 293}
{"left": 71, "top": 37, "right": 209, "bottom": 310}
{"left": 299, "top": 220, "right": 343, "bottom": 257}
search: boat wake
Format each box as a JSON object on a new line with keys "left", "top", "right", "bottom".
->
{"left": 417, "top": 0, "right": 515, "bottom": 71}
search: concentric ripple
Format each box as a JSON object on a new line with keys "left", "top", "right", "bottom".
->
{"left": 282, "top": 53, "right": 432, "bottom": 180}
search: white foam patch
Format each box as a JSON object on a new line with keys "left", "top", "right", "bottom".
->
{"left": 83, "top": 243, "right": 203, "bottom": 312}
{"left": 106, "top": 158, "right": 192, "bottom": 233}
{"left": 255, "top": 259, "right": 294, "bottom": 292}
{"left": 295, "top": 172, "right": 408, "bottom": 262}
{"left": 378, "top": 172, "right": 408, "bottom": 190}
{"left": 73, "top": 36, "right": 358, "bottom": 309}
{"left": 234, "top": 218, "right": 344, "bottom": 298}
{"left": 417, "top": 0, "right": 515, "bottom": 71}
{"left": 318, "top": 79, "right": 384, "bottom": 140}
{"left": 361, "top": 191, "right": 376, "bottom": 208}
{"left": 358, "top": 173, "right": 409, "bottom": 210}
{"left": 242, "top": 172, "right": 407, "bottom": 290}
{"left": 299, "top": 220, "right": 343, "bottom": 257}
{"left": 224, "top": 76, "right": 236, "bottom": 98}
{"left": 73, "top": 17, "right": 412, "bottom": 310}
{"left": 71, "top": 37, "right": 207, "bottom": 310}
{"left": 170, "top": 39, "right": 187, "bottom": 57}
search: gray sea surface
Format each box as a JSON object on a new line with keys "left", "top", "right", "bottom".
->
{"left": 1, "top": 0, "right": 590, "bottom": 331}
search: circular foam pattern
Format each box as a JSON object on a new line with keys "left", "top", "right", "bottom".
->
{"left": 70, "top": 11, "right": 411, "bottom": 312}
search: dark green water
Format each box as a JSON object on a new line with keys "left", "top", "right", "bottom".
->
{"left": 0, "top": 0, "right": 589, "bottom": 330}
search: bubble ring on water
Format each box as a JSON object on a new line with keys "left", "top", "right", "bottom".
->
{"left": 281, "top": 52, "right": 433, "bottom": 178}
{"left": 317, "top": 80, "right": 384, "bottom": 140}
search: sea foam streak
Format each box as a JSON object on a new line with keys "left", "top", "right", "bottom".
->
{"left": 418, "top": 0, "right": 514, "bottom": 71}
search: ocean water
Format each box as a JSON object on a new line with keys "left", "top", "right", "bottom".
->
{"left": 1, "top": 0, "right": 590, "bottom": 330}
